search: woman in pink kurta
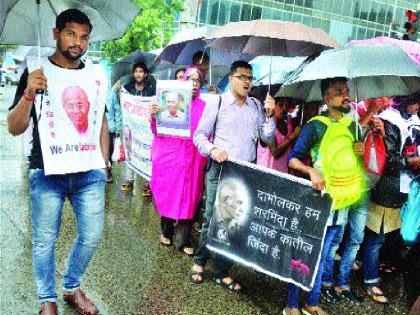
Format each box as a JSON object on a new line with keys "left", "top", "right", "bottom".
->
{"left": 150, "top": 67, "right": 207, "bottom": 255}
{"left": 257, "top": 98, "right": 301, "bottom": 172}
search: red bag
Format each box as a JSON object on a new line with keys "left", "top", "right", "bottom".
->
{"left": 364, "top": 130, "right": 386, "bottom": 175}
{"left": 111, "top": 136, "right": 125, "bottom": 163}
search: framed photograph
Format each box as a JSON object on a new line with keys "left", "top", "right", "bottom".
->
{"left": 156, "top": 80, "right": 193, "bottom": 138}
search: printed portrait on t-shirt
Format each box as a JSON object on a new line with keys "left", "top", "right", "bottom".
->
{"left": 62, "top": 86, "right": 90, "bottom": 134}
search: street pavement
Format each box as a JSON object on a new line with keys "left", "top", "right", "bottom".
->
{"left": 0, "top": 84, "right": 412, "bottom": 314}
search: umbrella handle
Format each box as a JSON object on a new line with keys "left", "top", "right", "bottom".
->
{"left": 354, "top": 85, "right": 359, "bottom": 141}
{"left": 269, "top": 38, "right": 272, "bottom": 93}
{"left": 209, "top": 64, "right": 212, "bottom": 86}
{"left": 36, "top": 0, "right": 44, "bottom": 94}
{"left": 300, "top": 103, "right": 304, "bottom": 125}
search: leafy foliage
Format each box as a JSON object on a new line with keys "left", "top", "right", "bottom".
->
{"left": 101, "top": 0, "right": 183, "bottom": 62}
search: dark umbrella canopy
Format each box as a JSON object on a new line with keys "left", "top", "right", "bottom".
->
{"left": 206, "top": 20, "right": 341, "bottom": 57}
{"left": 111, "top": 50, "right": 159, "bottom": 85}
{"left": 1, "top": 0, "right": 141, "bottom": 47}
{"left": 250, "top": 84, "right": 283, "bottom": 101}
{"left": 151, "top": 62, "right": 230, "bottom": 88}
{"left": 276, "top": 44, "right": 420, "bottom": 102}
{"left": 151, "top": 63, "right": 185, "bottom": 80}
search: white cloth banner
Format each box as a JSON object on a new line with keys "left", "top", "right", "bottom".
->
{"left": 28, "top": 57, "right": 108, "bottom": 175}
{"left": 155, "top": 80, "right": 193, "bottom": 138}
{"left": 120, "top": 88, "right": 154, "bottom": 180}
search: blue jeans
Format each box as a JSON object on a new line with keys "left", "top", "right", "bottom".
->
{"left": 322, "top": 199, "right": 368, "bottom": 289}
{"left": 29, "top": 169, "right": 106, "bottom": 303}
{"left": 287, "top": 225, "right": 341, "bottom": 308}
{"left": 363, "top": 228, "right": 385, "bottom": 287}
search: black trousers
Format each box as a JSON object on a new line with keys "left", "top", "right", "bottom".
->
{"left": 108, "top": 132, "right": 115, "bottom": 168}
{"left": 161, "top": 216, "right": 192, "bottom": 250}
{"left": 192, "top": 162, "right": 234, "bottom": 279}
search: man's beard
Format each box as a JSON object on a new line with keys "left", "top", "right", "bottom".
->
{"left": 338, "top": 105, "right": 351, "bottom": 114}
{"left": 337, "top": 100, "right": 351, "bottom": 114}
{"left": 58, "top": 40, "right": 84, "bottom": 61}
{"left": 134, "top": 76, "right": 145, "bottom": 84}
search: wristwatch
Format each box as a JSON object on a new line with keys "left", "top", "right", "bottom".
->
{"left": 105, "top": 161, "right": 112, "bottom": 169}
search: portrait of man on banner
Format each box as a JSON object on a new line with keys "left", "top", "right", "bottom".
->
{"left": 210, "top": 178, "right": 251, "bottom": 246}
{"left": 123, "top": 125, "right": 133, "bottom": 161}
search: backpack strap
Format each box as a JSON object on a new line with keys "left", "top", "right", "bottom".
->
{"left": 206, "top": 95, "right": 222, "bottom": 171}
{"left": 211, "top": 95, "right": 222, "bottom": 144}
{"left": 309, "top": 115, "right": 332, "bottom": 126}
{"left": 249, "top": 97, "right": 260, "bottom": 111}
{"left": 338, "top": 116, "right": 353, "bottom": 127}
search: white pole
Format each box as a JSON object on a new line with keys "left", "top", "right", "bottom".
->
{"left": 37, "top": 0, "right": 42, "bottom": 68}
{"left": 388, "top": 0, "right": 397, "bottom": 37}
{"left": 354, "top": 82, "right": 359, "bottom": 141}
{"left": 209, "top": 62, "right": 212, "bottom": 86}
{"left": 300, "top": 103, "right": 304, "bottom": 125}
{"left": 269, "top": 38, "right": 273, "bottom": 94}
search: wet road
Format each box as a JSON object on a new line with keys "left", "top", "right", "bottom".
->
{"left": 0, "top": 85, "right": 411, "bottom": 314}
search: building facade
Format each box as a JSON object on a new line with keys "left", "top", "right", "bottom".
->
{"left": 177, "top": 0, "right": 420, "bottom": 44}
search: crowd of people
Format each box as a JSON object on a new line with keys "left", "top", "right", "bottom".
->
{"left": 6, "top": 8, "right": 420, "bottom": 315}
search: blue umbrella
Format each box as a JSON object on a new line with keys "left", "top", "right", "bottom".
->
{"left": 276, "top": 44, "right": 420, "bottom": 102}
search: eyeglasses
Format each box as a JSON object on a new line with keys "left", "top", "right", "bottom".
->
{"left": 231, "top": 74, "right": 254, "bottom": 82}
{"left": 190, "top": 78, "right": 202, "bottom": 84}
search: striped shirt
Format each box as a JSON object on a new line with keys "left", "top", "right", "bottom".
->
{"left": 193, "top": 91, "right": 275, "bottom": 162}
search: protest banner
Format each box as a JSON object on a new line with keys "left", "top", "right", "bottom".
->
{"left": 120, "top": 88, "right": 154, "bottom": 181}
{"left": 155, "top": 80, "right": 193, "bottom": 138}
{"left": 27, "top": 57, "right": 108, "bottom": 175}
{"left": 207, "top": 160, "right": 332, "bottom": 291}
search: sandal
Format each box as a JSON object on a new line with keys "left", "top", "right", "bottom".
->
{"left": 180, "top": 247, "right": 194, "bottom": 257}
{"left": 352, "top": 261, "right": 361, "bottom": 270}
{"left": 121, "top": 180, "right": 134, "bottom": 191}
{"left": 141, "top": 188, "right": 152, "bottom": 197}
{"left": 189, "top": 265, "right": 204, "bottom": 284}
{"left": 301, "top": 305, "right": 329, "bottom": 315}
{"left": 159, "top": 234, "right": 172, "bottom": 247}
{"left": 366, "top": 286, "right": 389, "bottom": 304}
{"left": 212, "top": 277, "right": 241, "bottom": 293}
{"left": 379, "top": 263, "right": 396, "bottom": 274}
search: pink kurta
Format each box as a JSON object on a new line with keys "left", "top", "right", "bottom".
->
{"left": 257, "top": 128, "right": 290, "bottom": 173}
{"left": 150, "top": 95, "right": 207, "bottom": 220}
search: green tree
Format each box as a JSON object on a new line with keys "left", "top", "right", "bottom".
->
{"left": 101, "top": 0, "right": 183, "bottom": 62}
